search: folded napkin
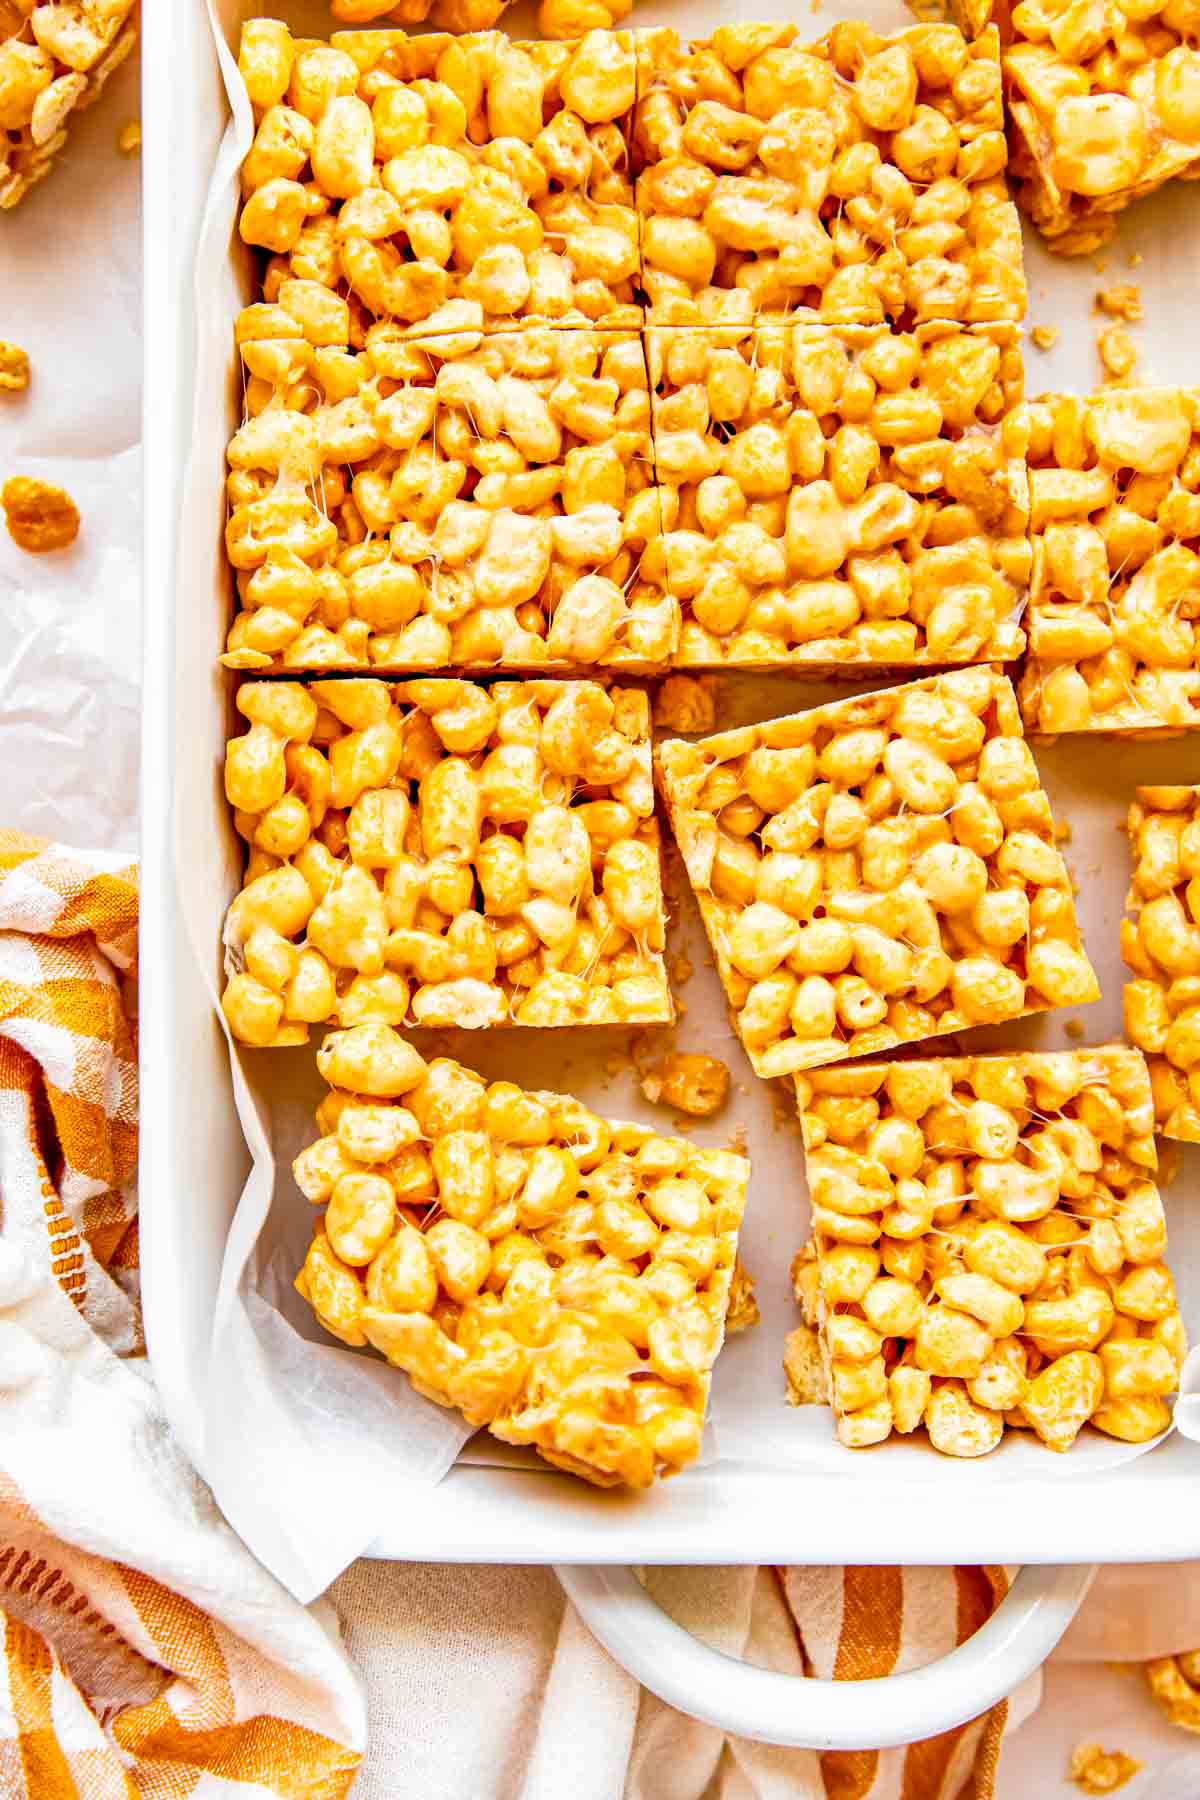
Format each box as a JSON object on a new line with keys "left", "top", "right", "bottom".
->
{"left": 0, "top": 834, "right": 364, "bottom": 1797}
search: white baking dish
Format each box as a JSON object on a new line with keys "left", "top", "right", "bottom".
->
{"left": 141, "top": 0, "right": 1200, "bottom": 1745}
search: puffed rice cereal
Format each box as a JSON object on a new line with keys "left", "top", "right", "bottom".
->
{"left": 1147, "top": 1650, "right": 1200, "bottom": 1731}
{"left": 1, "top": 475, "right": 79, "bottom": 552}
{"left": 1068, "top": 1743, "right": 1143, "bottom": 1794}
{"left": 1122, "top": 786, "right": 1200, "bottom": 1143}
{"left": 222, "top": 317, "right": 675, "bottom": 673}
{"left": 953, "top": 0, "right": 1200, "bottom": 255}
{"left": 293, "top": 1023, "right": 750, "bottom": 1486}
{"left": 641, "top": 1051, "right": 730, "bottom": 1115}
{"left": 221, "top": 677, "right": 672, "bottom": 1044}
{"left": 793, "top": 1045, "right": 1186, "bottom": 1455}
{"left": 656, "top": 666, "right": 1097, "bottom": 1079}
{"left": 0, "top": 341, "right": 29, "bottom": 390}
{"left": 633, "top": 21, "right": 1026, "bottom": 328}
{"left": 645, "top": 320, "right": 1030, "bottom": 669}
{"left": 1018, "top": 389, "right": 1200, "bottom": 735}
{"left": 0, "top": 0, "right": 137, "bottom": 209}
{"left": 235, "top": 22, "right": 640, "bottom": 336}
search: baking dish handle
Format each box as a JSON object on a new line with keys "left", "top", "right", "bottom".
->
{"left": 555, "top": 1561, "right": 1094, "bottom": 1749}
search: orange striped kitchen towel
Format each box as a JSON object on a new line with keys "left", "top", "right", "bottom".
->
{"left": 0, "top": 833, "right": 365, "bottom": 1797}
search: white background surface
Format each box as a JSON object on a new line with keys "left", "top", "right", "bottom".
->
{"left": 7, "top": 9, "right": 1200, "bottom": 1792}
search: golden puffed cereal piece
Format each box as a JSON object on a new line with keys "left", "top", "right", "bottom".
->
{"left": 657, "top": 666, "right": 1096, "bottom": 1079}
{"left": 1097, "top": 323, "right": 1137, "bottom": 382}
{"left": 645, "top": 320, "right": 1030, "bottom": 670}
{"left": 1018, "top": 389, "right": 1200, "bottom": 735}
{"left": 953, "top": 0, "right": 1200, "bottom": 255}
{"left": 117, "top": 117, "right": 140, "bottom": 155}
{"left": 641, "top": 1052, "right": 730, "bottom": 1117}
{"left": 235, "top": 22, "right": 641, "bottom": 336}
{"left": 0, "top": 0, "right": 139, "bottom": 210}
{"left": 725, "top": 1254, "right": 759, "bottom": 1334}
{"left": 221, "top": 320, "right": 676, "bottom": 674}
{"left": 784, "top": 1323, "right": 828, "bottom": 1404}
{"left": 1097, "top": 285, "right": 1143, "bottom": 323}
{"left": 330, "top": 0, "right": 508, "bottom": 27}
{"left": 539, "top": 0, "right": 632, "bottom": 39}
{"left": 293, "top": 1024, "right": 751, "bottom": 1488}
{"left": 2, "top": 475, "right": 79, "bottom": 552}
{"left": 1067, "top": 1742, "right": 1143, "bottom": 1794}
{"left": 1147, "top": 1650, "right": 1200, "bottom": 1732}
{"left": 653, "top": 674, "right": 717, "bottom": 736}
{"left": 1122, "top": 786, "right": 1200, "bottom": 1143}
{"left": 633, "top": 21, "right": 1025, "bottom": 328}
{"left": 0, "top": 342, "right": 29, "bottom": 390}
{"left": 1030, "top": 324, "right": 1058, "bottom": 351}
{"left": 793, "top": 1045, "right": 1186, "bottom": 1458}
{"left": 220, "top": 677, "right": 673, "bottom": 1045}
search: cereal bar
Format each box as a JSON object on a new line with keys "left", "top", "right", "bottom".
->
{"left": 1123, "top": 786, "right": 1200, "bottom": 1142}
{"left": 223, "top": 315, "right": 676, "bottom": 674}
{"left": 0, "top": 0, "right": 138, "bottom": 209}
{"left": 293, "top": 1022, "right": 750, "bottom": 1486}
{"left": 1018, "top": 389, "right": 1200, "bottom": 735}
{"left": 793, "top": 1046, "right": 1186, "bottom": 1455}
{"left": 221, "top": 678, "right": 672, "bottom": 1045}
{"left": 656, "top": 667, "right": 1098, "bottom": 1079}
{"left": 645, "top": 320, "right": 1030, "bottom": 669}
{"left": 633, "top": 21, "right": 1026, "bottom": 328}
{"left": 236, "top": 22, "right": 640, "bottom": 337}
{"left": 953, "top": 0, "right": 1200, "bottom": 255}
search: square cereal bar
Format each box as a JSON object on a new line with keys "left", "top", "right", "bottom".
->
{"left": 221, "top": 677, "right": 672, "bottom": 1043}
{"left": 236, "top": 21, "right": 641, "bottom": 336}
{"left": 223, "top": 318, "right": 676, "bottom": 674}
{"left": 952, "top": 0, "right": 1200, "bottom": 254}
{"left": 645, "top": 320, "right": 1030, "bottom": 670}
{"left": 1123, "top": 786, "right": 1200, "bottom": 1142}
{"left": 1018, "top": 389, "right": 1200, "bottom": 735}
{"left": 632, "top": 20, "right": 1025, "bottom": 328}
{"left": 0, "top": 0, "right": 138, "bottom": 209}
{"left": 293, "top": 1022, "right": 750, "bottom": 1486}
{"left": 656, "top": 667, "right": 1097, "bottom": 1079}
{"left": 793, "top": 1046, "right": 1186, "bottom": 1455}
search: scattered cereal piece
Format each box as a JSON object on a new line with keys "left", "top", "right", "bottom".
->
{"left": 671, "top": 954, "right": 694, "bottom": 988}
{"left": 1, "top": 476, "right": 79, "bottom": 553}
{"left": 1098, "top": 324, "right": 1138, "bottom": 382}
{"left": 294, "top": 1024, "right": 750, "bottom": 1487}
{"left": 1097, "top": 285, "right": 1144, "bottom": 322}
{"left": 1130, "top": 252, "right": 1144, "bottom": 269}
{"left": 784, "top": 1325, "right": 828, "bottom": 1406}
{"left": 1065, "top": 1018, "right": 1085, "bottom": 1040}
{"left": 658, "top": 668, "right": 1094, "bottom": 1079}
{"left": 641, "top": 1052, "right": 730, "bottom": 1118}
{"left": 1148, "top": 1652, "right": 1200, "bottom": 1731}
{"left": 118, "top": 119, "right": 141, "bottom": 156}
{"left": 1031, "top": 325, "right": 1059, "bottom": 351}
{"left": 726, "top": 1256, "right": 759, "bottom": 1335}
{"left": 653, "top": 676, "right": 717, "bottom": 737}
{"left": 221, "top": 678, "right": 673, "bottom": 1043}
{"left": 0, "top": 342, "right": 29, "bottom": 391}
{"left": 794, "top": 1046, "right": 1183, "bottom": 1456}
{"left": 1068, "top": 1742, "right": 1143, "bottom": 1794}
{"left": 1122, "top": 787, "right": 1200, "bottom": 1143}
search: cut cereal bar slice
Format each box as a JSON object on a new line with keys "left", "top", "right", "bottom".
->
{"left": 1018, "top": 388, "right": 1200, "bottom": 735}
{"left": 221, "top": 677, "right": 672, "bottom": 1044}
{"left": 1123, "top": 786, "right": 1200, "bottom": 1142}
{"left": 223, "top": 317, "right": 676, "bottom": 674}
{"left": 293, "top": 1021, "right": 750, "bottom": 1486}
{"left": 952, "top": 0, "right": 1200, "bottom": 255}
{"left": 0, "top": 0, "right": 138, "bottom": 209}
{"left": 236, "top": 21, "right": 641, "bottom": 336}
{"left": 793, "top": 1045, "right": 1186, "bottom": 1455}
{"left": 655, "top": 667, "right": 1098, "bottom": 1080}
{"left": 645, "top": 319, "right": 1030, "bottom": 669}
{"left": 632, "top": 20, "right": 1025, "bottom": 329}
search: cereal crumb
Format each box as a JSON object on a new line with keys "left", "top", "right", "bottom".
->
{"left": 1031, "top": 324, "right": 1058, "bottom": 351}
{"left": 118, "top": 119, "right": 141, "bottom": 157}
{"left": 1065, "top": 1018, "right": 1085, "bottom": 1040}
{"left": 1148, "top": 1652, "right": 1200, "bottom": 1730}
{"left": 1129, "top": 251, "right": 1143, "bottom": 268}
{"left": 2, "top": 477, "right": 80, "bottom": 553}
{"left": 1098, "top": 323, "right": 1138, "bottom": 382}
{"left": 1068, "top": 1742, "right": 1142, "bottom": 1793}
{"left": 1096, "top": 284, "right": 1143, "bottom": 322}
{"left": 653, "top": 674, "right": 717, "bottom": 737}
{"left": 725, "top": 1257, "right": 760, "bottom": 1335}
{"left": 670, "top": 952, "right": 694, "bottom": 987}
{"left": 784, "top": 1325, "right": 829, "bottom": 1405}
{"left": 641, "top": 1052, "right": 730, "bottom": 1117}
{"left": 0, "top": 343, "right": 29, "bottom": 392}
